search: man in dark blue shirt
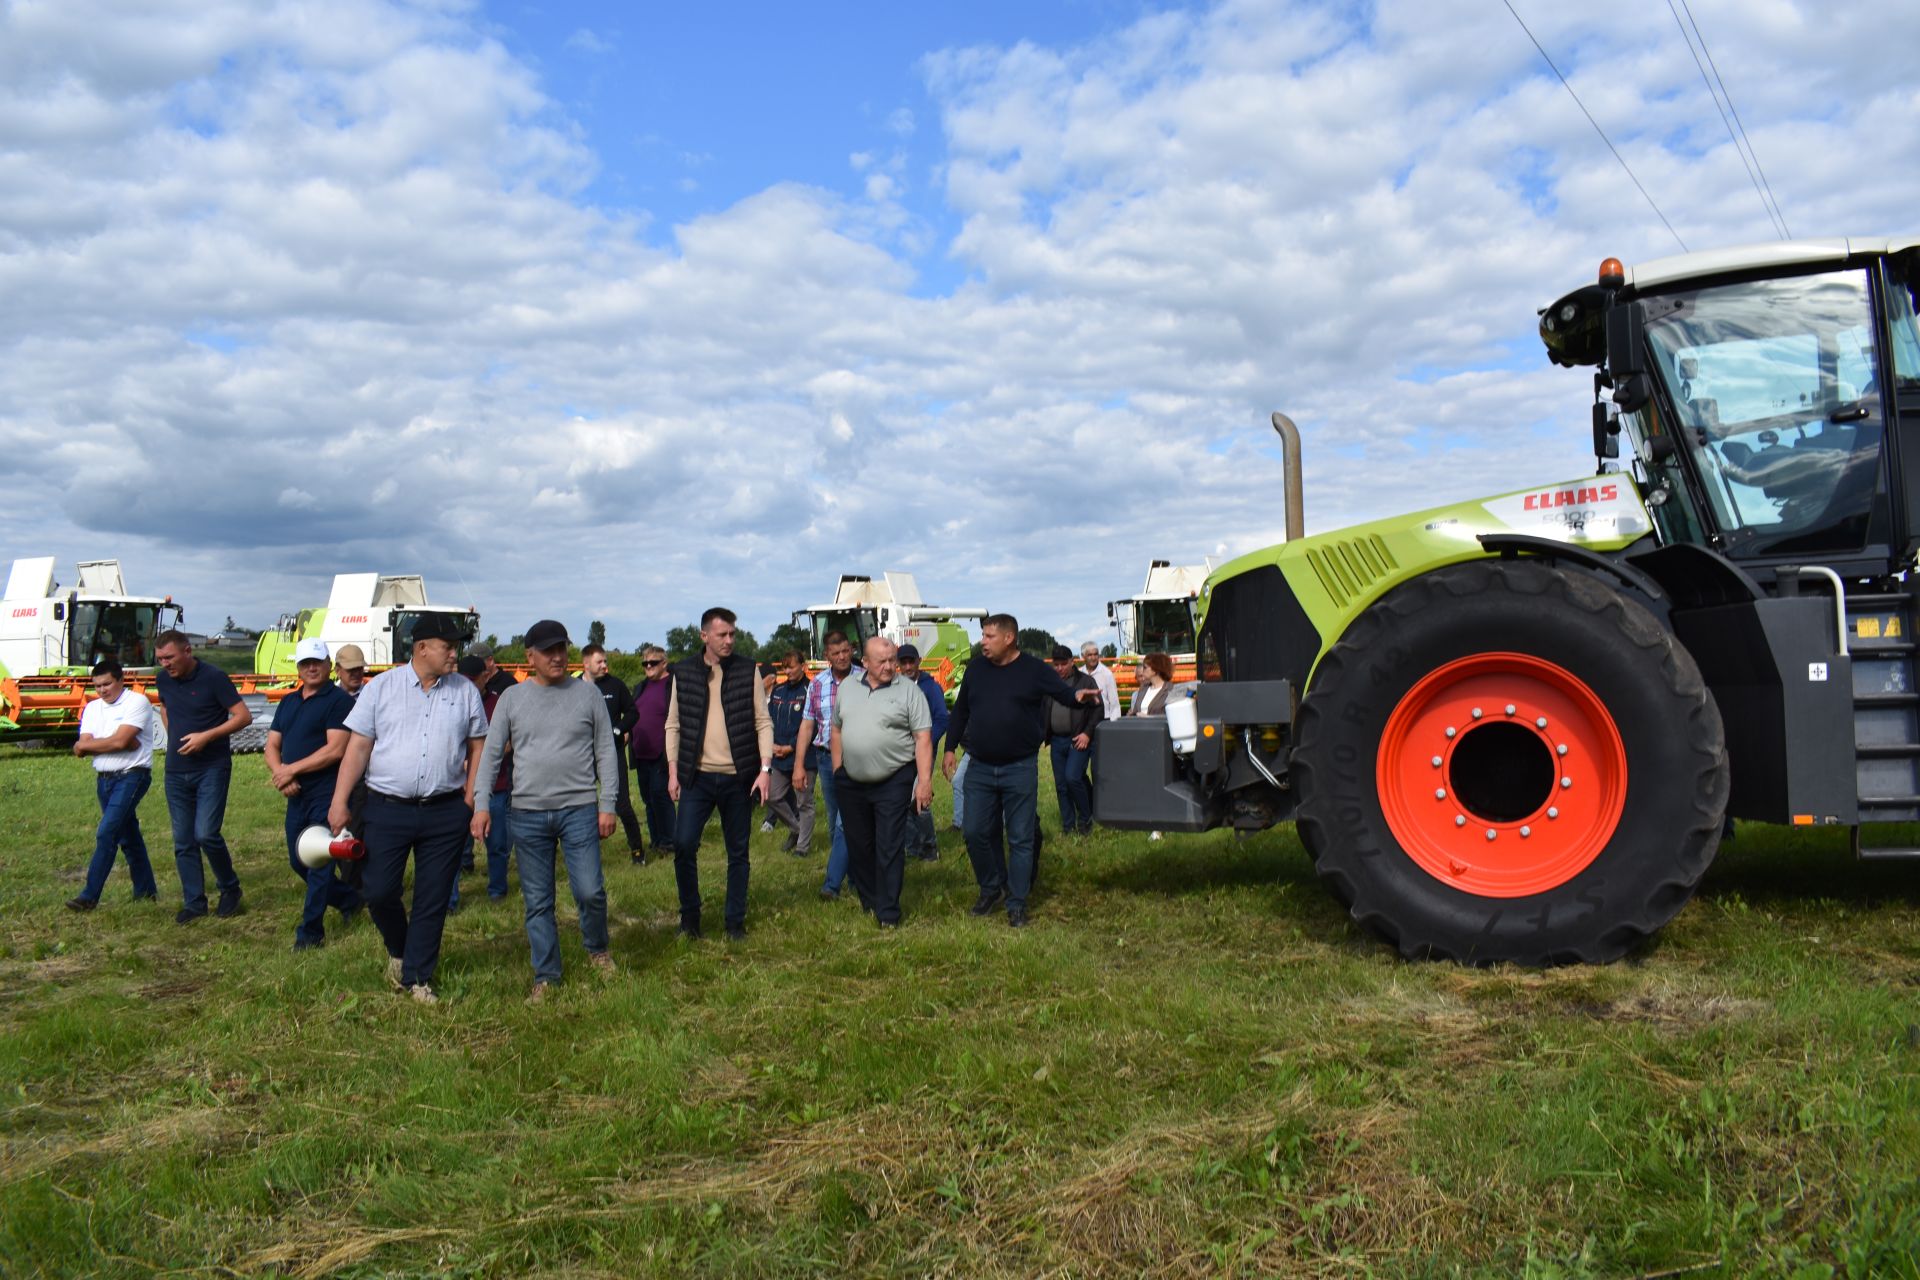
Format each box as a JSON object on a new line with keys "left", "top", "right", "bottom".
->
{"left": 896, "top": 644, "right": 949, "bottom": 861}
{"left": 765, "top": 650, "right": 814, "bottom": 855}
{"left": 154, "top": 629, "right": 252, "bottom": 923}
{"left": 942, "top": 614, "right": 1098, "bottom": 927}
{"left": 267, "top": 638, "right": 361, "bottom": 950}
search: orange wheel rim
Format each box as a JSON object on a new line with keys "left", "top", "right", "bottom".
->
{"left": 1377, "top": 652, "right": 1627, "bottom": 898}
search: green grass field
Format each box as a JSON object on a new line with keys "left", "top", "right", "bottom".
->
{"left": 2, "top": 748, "right": 1917, "bottom": 1278}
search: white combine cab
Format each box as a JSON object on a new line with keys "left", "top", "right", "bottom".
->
{"left": 255, "top": 572, "right": 479, "bottom": 675}
{"left": 1107, "top": 560, "right": 1212, "bottom": 659}
{"left": 0, "top": 557, "right": 183, "bottom": 677}
{"left": 792, "top": 572, "right": 985, "bottom": 688}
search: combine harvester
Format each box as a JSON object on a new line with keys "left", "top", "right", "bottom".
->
{"left": 1105, "top": 560, "right": 1210, "bottom": 697}
{"left": 1097, "top": 237, "right": 1920, "bottom": 964}
{"left": 255, "top": 573, "right": 480, "bottom": 676}
{"left": 791, "top": 572, "right": 984, "bottom": 692}
{"left": 0, "top": 557, "right": 197, "bottom": 743}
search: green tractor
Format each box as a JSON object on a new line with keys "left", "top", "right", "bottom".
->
{"left": 1095, "top": 238, "right": 1920, "bottom": 964}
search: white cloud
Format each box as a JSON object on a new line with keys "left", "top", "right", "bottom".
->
{"left": 2, "top": 0, "right": 1915, "bottom": 652}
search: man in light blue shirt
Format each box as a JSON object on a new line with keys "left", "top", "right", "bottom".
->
{"left": 330, "top": 614, "right": 488, "bottom": 1004}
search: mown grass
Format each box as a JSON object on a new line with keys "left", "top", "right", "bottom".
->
{"left": 1, "top": 746, "right": 1917, "bottom": 1278}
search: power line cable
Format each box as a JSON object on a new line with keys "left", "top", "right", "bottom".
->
{"left": 1498, "top": 0, "right": 1688, "bottom": 252}
{"left": 1664, "top": 0, "right": 1786, "bottom": 239}
{"left": 1676, "top": 0, "right": 1791, "bottom": 238}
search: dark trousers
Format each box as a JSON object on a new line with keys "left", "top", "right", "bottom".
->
{"left": 962, "top": 756, "right": 1039, "bottom": 913}
{"left": 361, "top": 792, "right": 469, "bottom": 987}
{"left": 1049, "top": 738, "right": 1094, "bottom": 834}
{"left": 284, "top": 787, "right": 362, "bottom": 944}
{"left": 634, "top": 754, "right": 676, "bottom": 849}
{"left": 610, "top": 741, "right": 644, "bottom": 849}
{"left": 838, "top": 763, "right": 915, "bottom": 924}
{"left": 82, "top": 768, "right": 157, "bottom": 902}
{"left": 673, "top": 770, "right": 752, "bottom": 930}
{"left": 165, "top": 757, "right": 238, "bottom": 913}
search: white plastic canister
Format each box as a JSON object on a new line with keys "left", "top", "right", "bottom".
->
{"left": 1165, "top": 690, "right": 1199, "bottom": 754}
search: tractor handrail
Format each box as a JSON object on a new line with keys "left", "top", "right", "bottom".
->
{"left": 1784, "top": 565, "right": 1849, "bottom": 657}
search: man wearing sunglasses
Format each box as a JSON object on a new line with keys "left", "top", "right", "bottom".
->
{"left": 629, "top": 645, "right": 675, "bottom": 863}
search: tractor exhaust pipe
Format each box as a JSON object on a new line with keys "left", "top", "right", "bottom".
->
{"left": 1271, "top": 411, "right": 1304, "bottom": 541}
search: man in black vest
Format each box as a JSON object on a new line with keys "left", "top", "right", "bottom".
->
{"left": 664, "top": 607, "right": 774, "bottom": 941}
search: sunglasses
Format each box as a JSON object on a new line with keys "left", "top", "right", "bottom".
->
{"left": 644, "top": 659, "right": 664, "bottom": 668}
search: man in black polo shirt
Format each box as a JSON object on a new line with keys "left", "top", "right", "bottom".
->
{"left": 941, "top": 614, "right": 1098, "bottom": 927}
{"left": 154, "top": 629, "right": 253, "bottom": 924}
{"left": 266, "top": 638, "right": 361, "bottom": 950}
{"left": 581, "top": 643, "right": 644, "bottom": 854}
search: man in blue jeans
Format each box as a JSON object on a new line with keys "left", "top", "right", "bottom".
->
{"left": 457, "top": 654, "right": 515, "bottom": 900}
{"left": 153, "top": 630, "right": 252, "bottom": 924}
{"left": 1045, "top": 645, "right": 1103, "bottom": 837}
{"left": 942, "top": 615, "right": 1099, "bottom": 927}
{"left": 66, "top": 660, "right": 160, "bottom": 911}
{"left": 265, "top": 637, "right": 361, "bottom": 950}
{"left": 791, "top": 630, "right": 860, "bottom": 900}
{"left": 472, "top": 619, "right": 619, "bottom": 1000}
{"left": 664, "top": 607, "right": 774, "bottom": 942}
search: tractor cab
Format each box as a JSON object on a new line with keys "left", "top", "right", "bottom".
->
{"left": 1542, "top": 238, "right": 1920, "bottom": 581}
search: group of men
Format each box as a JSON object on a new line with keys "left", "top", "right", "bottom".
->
{"left": 67, "top": 608, "right": 1113, "bottom": 1002}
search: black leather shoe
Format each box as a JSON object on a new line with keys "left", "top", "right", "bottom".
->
{"left": 292, "top": 936, "right": 324, "bottom": 952}
{"left": 65, "top": 896, "right": 96, "bottom": 912}
{"left": 819, "top": 886, "right": 840, "bottom": 901}
{"left": 1007, "top": 907, "right": 1029, "bottom": 928}
{"left": 970, "top": 887, "right": 1006, "bottom": 917}
{"left": 175, "top": 907, "right": 205, "bottom": 925}
{"left": 678, "top": 921, "right": 702, "bottom": 940}
{"left": 725, "top": 925, "right": 747, "bottom": 943}
{"left": 215, "top": 889, "right": 243, "bottom": 918}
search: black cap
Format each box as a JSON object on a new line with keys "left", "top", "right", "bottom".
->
{"left": 1050, "top": 644, "right": 1074, "bottom": 662}
{"left": 896, "top": 643, "right": 921, "bottom": 663}
{"left": 412, "top": 612, "right": 465, "bottom": 644}
{"left": 456, "top": 654, "right": 486, "bottom": 680}
{"left": 524, "top": 618, "right": 570, "bottom": 651}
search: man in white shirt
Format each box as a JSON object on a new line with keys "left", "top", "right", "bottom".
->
{"left": 1080, "top": 643, "right": 1121, "bottom": 722}
{"left": 67, "top": 660, "right": 160, "bottom": 911}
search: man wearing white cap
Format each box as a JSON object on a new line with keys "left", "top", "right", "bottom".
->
{"left": 266, "top": 638, "right": 361, "bottom": 950}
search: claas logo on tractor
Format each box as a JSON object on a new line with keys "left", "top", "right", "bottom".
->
{"left": 1522, "top": 484, "right": 1619, "bottom": 511}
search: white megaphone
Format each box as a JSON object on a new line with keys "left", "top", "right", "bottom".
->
{"left": 296, "top": 825, "right": 367, "bottom": 870}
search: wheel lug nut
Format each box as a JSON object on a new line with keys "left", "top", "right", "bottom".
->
{"left": 1435, "top": 788, "right": 1446, "bottom": 799}
{"left": 1560, "top": 777, "right": 1571, "bottom": 789}
{"left": 1556, "top": 744, "right": 1568, "bottom": 756}
{"left": 1485, "top": 829, "right": 1497, "bottom": 841}
{"left": 1471, "top": 707, "right": 1483, "bottom": 719}
{"left": 1454, "top": 815, "right": 1466, "bottom": 827}
{"left": 1536, "top": 717, "right": 1547, "bottom": 729}
{"left": 1505, "top": 704, "right": 1516, "bottom": 716}
{"left": 1444, "top": 726, "right": 1456, "bottom": 739}
{"left": 1547, "top": 806, "right": 1559, "bottom": 819}
{"left": 1520, "top": 825, "right": 1531, "bottom": 837}
{"left": 1432, "top": 755, "right": 1443, "bottom": 767}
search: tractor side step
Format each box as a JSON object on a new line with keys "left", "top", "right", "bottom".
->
{"left": 1851, "top": 590, "right": 1920, "bottom": 820}
{"left": 1854, "top": 742, "right": 1920, "bottom": 759}
{"left": 1851, "top": 828, "right": 1920, "bottom": 860}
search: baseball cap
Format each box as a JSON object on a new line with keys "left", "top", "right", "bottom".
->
{"left": 333, "top": 643, "right": 367, "bottom": 671}
{"left": 524, "top": 619, "right": 570, "bottom": 651}
{"left": 1050, "top": 644, "right": 1074, "bottom": 662}
{"left": 294, "top": 638, "right": 331, "bottom": 664}
{"left": 896, "top": 643, "right": 921, "bottom": 663}
{"left": 467, "top": 640, "right": 496, "bottom": 660}
{"left": 456, "top": 654, "right": 486, "bottom": 680}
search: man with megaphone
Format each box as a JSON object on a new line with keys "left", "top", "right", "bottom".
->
{"left": 266, "top": 637, "right": 362, "bottom": 950}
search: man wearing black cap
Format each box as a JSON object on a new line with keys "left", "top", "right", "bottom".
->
{"left": 472, "top": 620, "right": 619, "bottom": 999}
{"left": 465, "top": 640, "right": 518, "bottom": 699}
{"left": 894, "top": 643, "right": 949, "bottom": 861}
{"left": 330, "top": 611, "right": 488, "bottom": 1004}
{"left": 1046, "top": 644, "right": 1104, "bottom": 837}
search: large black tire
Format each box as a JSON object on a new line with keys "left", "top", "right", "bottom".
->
{"left": 1293, "top": 559, "right": 1728, "bottom": 965}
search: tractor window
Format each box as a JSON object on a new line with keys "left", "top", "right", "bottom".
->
{"left": 1134, "top": 599, "right": 1198, "bottom": 654}
{"left": 1645, "top": 268, "right": 1884, "bottom": 557}
{"left": 68, "top": 602, "right": 159, "bottom": 669}
{"left": 1888, "top": 261, "right": 1920, "bottom": 390}
{"left": 810, "top": 608, "right": 877, "bottom": 654}
{"left": 392, "top": 610, "right": 478, "bottom": 662}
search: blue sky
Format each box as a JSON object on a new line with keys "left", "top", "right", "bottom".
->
{"left": 1, "top": 0, "right": 1913, "bottom": 648}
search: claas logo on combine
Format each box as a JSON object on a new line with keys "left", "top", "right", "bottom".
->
{"left": 1523, "top": 484, "right": 1619, "bottom": 512}
{"left": 11, "top": 607, "right": 36, "bottom": 618}
{"left": 338, "top": 615, "right": 369, "bottom": 623}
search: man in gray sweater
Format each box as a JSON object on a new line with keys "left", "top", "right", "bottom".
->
{"left": 471, "top": 619, "right": 619, "bottom": 1000}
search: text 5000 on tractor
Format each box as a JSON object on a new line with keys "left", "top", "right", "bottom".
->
{"left": 1095, "top": 237, "right": 1920, "bottom": 965}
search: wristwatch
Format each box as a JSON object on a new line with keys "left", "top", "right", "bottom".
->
{"left": 760, "top": 763, "right": 772, "bottom": 773}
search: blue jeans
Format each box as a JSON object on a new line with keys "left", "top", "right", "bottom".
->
{"left": 950, "top": 753, "right": 969, "bottom": 828}
{"left": 485, "top": 790, "right": 513, "bottom": 897}
{"left": 962, "top": 756, "right": 1039, "bottom": 913}
{"left": 634, "top": 755, "right": 676, "bottom": 848}
{"left": 674, "top": 770, "right": 752, "bottom": 930}
{"left": 1050, "top": 738, "right": 1094, "bottom": 834}
{"left": 82, "top": 768, "right": 157, "bottom": 902}
{"left": 165, "top": 757, "right": 238, "bottom": 913}
{"left": 511, "top": 804, "right": 609, "bottom": 983}
{"left": 284, "top": 787, "right": 362, "bottom": 944}
{"left": 817, "top": 761, "right": 851, "bottom": 892}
